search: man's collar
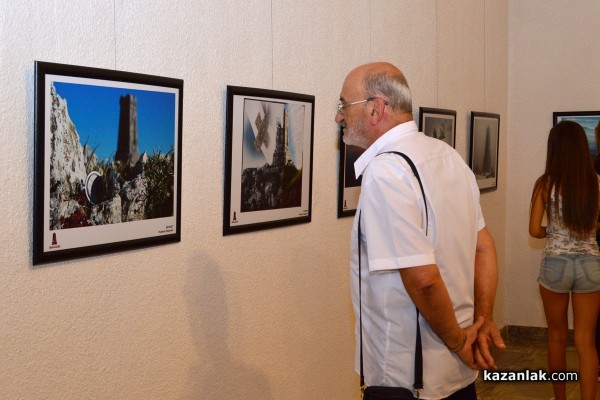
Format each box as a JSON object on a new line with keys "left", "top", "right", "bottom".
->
{"left": 353, "top": 120, "right": 419, "bottom": 179}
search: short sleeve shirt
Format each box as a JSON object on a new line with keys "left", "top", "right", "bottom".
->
{"left": 350, "top": 121, "right": 484, "bottom": 399}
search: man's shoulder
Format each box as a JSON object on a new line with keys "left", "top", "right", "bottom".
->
{"left": 381, "top": 133, "right": 459, "bottom": 166}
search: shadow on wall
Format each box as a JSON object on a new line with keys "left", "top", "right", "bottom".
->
{"left": 182, "top": 252, "right": 273, "bottom": 399}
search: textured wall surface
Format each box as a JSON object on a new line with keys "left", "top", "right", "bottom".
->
{"left": 0, "top": 1, "right": 507, "bottom": 399}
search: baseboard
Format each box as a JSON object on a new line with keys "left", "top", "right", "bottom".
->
{"left": 500, "top": 325, "right": 574, "bottom": 346}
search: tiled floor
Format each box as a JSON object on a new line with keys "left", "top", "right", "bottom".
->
{"left": 475, "top": 333, "right": 599, "bottom": 399}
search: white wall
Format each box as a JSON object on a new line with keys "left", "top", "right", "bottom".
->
{"left": 0, "top": 1, "right": 507, "bottom": 399}
{"left": 506, "top": 0, "right": 600, "bottom": 328}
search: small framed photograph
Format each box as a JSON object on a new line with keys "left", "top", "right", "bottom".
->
{"left": 223, "top": 86, "right": 314, "bottom": 235}
{"left": 469, "top": 111, "right": 500, "bottom": 191}
{"left": 418, "top": 107, "right": 457, "bottom": 148}
{"left": 553, "top": 111, "right": 600, "bottom": 158}
{"left": 338, "top": 125, "right": 364, "bottom": 218}
{"left": 33, "top": 61, "right": 183, "bottom": 265}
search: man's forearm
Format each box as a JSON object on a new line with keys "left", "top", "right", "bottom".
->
{"left": 399, "top": 265, "right": 464, "bottom": 349}
{"left": 474, "top": 227, "right": 498, "bottom": 320}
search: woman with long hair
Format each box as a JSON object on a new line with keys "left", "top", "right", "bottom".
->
{"left": 529, "top": 120, "right": 600, "bottom": 400}
{"left": 594, "top": 120, "right": 600, "bottom": 384}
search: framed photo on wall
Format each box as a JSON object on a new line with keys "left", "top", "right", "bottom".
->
{"left": 337, "top": 125, "right": 364, "bottom": 218}
{"left": 469, "top": 111, "right": 500, "bottom": 191}
{"left": 418, "top": 107, "right": 457, "bottom": 148}
{"left": 553, "top": 111, "right": 600, "bottom": 158}
{"left": 223, "top": 86, "right": 314, "bottom": 235}
{"left": 33, "top": 61, "right": 183, "bottom": 265}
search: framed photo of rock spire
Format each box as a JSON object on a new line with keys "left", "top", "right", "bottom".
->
{"left": 469, "top": 111, "right": 500, "bottom": 191}
{"left": 33, "top": 61, "right": 183, "bottom": 265}
{"left": 223, "top": 86, "right": 314, "bottom": 235}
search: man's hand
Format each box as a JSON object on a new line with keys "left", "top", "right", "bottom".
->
{"left": 473, "top": 319, "right": 506, "bottom": 370}
{"left": 455, "top": 316, "right": 485, "bottom": 369}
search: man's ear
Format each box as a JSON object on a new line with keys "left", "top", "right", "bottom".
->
{"left": 369, "top": 100, "right": 385, "bottom": 125}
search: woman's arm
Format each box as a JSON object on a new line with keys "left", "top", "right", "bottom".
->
{"left": 529, "top": 181, "right": 547, "bottom": 238}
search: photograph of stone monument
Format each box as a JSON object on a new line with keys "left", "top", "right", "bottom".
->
{"left": 470, "top": 112, "right": 499, "bottom": 190}
{"left": 419, "top": 108, "right": 457, "bottom": 148}
{"left": 472, "top": 123, "right": 498, "bottom": 180}
{"left": 48, "top": 82, "right": 177, "bottom": 230}
{"left": 223, "top": 86, "right": 313, "bottom": 235}
{"left": 423, "top": 116, "right": 454, "bottom": 146}
{"left": 240, "top": 99, "right": 304, "bottom": 212}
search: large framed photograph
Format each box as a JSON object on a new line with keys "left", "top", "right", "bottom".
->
{"left": 33, "top": 61, "right": 183, "bottom": 265}
{"left": 469, "top": 112, "right": 499, "bottom": 191}
{"left": 418, "top": 107, "right": 456, "bottom": 148}
{"left": 338, "top": 125, "right": 364, "bottom": 218}
{"left": 224, "top": 86, "right": 314, "bottom": 235}
{"left": 553, "top": 111, "right": 600, "bottom": 158}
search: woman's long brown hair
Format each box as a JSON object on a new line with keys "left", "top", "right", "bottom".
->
{"left": 533, "top": 120, "right": 598, "bottom": 238}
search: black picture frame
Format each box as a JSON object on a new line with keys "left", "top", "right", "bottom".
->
{"left": 418, "top": 107, "right": 457, "bottom": 148}
{"left": 337, "top": 125, "right": 364, "bottom": 218}
{"left": 553, "top": 111, "right": 600, "bottom": 158}
{"left": 469, "top": 111, "right": 500, "bottom": 191}
{"left": 223, "top": 85, "right": 314, "bottom": 235}
{"left": 33, "top": 61, "right": 183, "bottom": 265}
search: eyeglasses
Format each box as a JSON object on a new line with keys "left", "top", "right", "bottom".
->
{"left": 337, "top": 97, "right": 388, "bottom": 113}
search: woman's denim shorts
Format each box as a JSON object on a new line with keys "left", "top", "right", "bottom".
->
{"left": 538, "top": 254, "right": 600, "bottom": 293}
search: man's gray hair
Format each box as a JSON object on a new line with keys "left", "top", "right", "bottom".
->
{"left": 362, "top": 71, "right": 412, "bottom": 114}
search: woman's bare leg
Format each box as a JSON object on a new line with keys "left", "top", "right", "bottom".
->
{"left": 572, "top": 291, "right": 600, "bottom": 400}
{"left": 540, "top": 285, "right": 570, "bottom": 400}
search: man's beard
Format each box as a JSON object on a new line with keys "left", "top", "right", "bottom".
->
{"left": 341, "top": 119, "right": 368, "bottom": 149}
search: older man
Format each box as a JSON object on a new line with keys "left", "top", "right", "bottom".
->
{"left": 337, "top": 62, "right": 504, "bottom": 399}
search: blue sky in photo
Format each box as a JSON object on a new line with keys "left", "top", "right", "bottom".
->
{"left": 53, "top": 82, "right": 176, "bottom": 161}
